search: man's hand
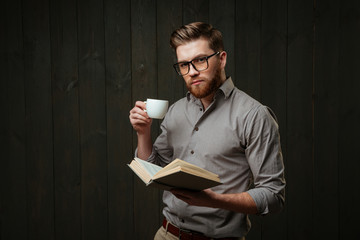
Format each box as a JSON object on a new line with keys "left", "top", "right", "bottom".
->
{"left": 170, "top": 189, "right": 218, "bottom": 208}
{"left": 129, "top": 101, "right": 152, "bottom": 135}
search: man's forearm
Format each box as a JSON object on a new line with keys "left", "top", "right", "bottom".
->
{"left": 136, "top": 131, "right": 153, "bottom": 160}
{"left": 171, "top": 189, "right": 258, "bottom": 214}
{"left": 214, "top": 192, "right": 258, "bottom": 214}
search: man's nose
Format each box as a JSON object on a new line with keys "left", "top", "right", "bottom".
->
{"left": 188, "top": 63, "right": 200, "bottom": 76}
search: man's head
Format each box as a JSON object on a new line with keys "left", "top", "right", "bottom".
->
{"left": 170, "top": 22, "right": 227, "bottom": 100}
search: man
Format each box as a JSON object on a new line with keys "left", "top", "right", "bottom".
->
{"left": 129, "top": 22, "right": 285, "bottom": 240}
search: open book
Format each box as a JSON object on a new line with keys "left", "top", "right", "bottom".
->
{"left": 128, "top": 158, "right": 222, "bottom": 191}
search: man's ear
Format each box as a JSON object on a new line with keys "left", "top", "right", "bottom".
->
{"left": 220, "top": 51, "right": 227, "bottom": 69}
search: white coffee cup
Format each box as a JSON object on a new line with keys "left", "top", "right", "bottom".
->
{"left": 144, "top": 98, "right": 169, "bottom": 119}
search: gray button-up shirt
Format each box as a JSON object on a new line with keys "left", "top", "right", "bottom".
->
{"left": 145, "top": 77, "right": 285, "bottom": 238}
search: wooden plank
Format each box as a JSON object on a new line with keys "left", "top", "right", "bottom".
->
{"left": 183, "top": 0, "right": 209, "bottom": 25}
{"left": 287, "top": 0, "right": 314, "bottom": 240}
{"left": 313, "top": 0, "right": 340, "bottom": 239}
{"left": 49, "top": 0, "right": 81, "bottom": 239}
{"left": 22, "top": 0, "right": 54, "bottom": 239}
{"left": 259, "top": 0, "right": 287, "bottom": 240}
{"left": 131, "top": 0, "right": 160, "bottom": 239}
{"left": 209, "top": 0, "right": 236, "bottom": 80}
{"left": 104, "top": 0, "right": 134, "bottom": 239}
{"left": 0, "top": 0, "right": 27, "bottom": 239}
{"left": 235, "top": 0, "right": 261, "bottom": 101}
{"left": 338, "top": 1, "right": 360, "bottom": 239}
{"left": 77, "top": 0, "right": 108, "bottom": 239}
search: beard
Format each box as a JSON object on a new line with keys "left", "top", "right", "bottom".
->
{"left": 186, "top": 67, "right": 223, "bottom": 99}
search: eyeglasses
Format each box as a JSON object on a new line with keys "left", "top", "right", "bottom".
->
{"left": 173, "top": 52, "right": 220, "bottom": 76}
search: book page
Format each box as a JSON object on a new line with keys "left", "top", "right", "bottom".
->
{"left": 160, "top": 159, "right": 219, "bottom": 178}
{"left": 135, "top": 158, "right": 162, "bottom": 178}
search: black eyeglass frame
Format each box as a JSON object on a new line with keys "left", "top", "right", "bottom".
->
{"left": 173, "top": 51, "right": 220, "bottom": 76}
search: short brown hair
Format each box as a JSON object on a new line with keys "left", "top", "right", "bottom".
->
{"left": 170, "top": 22, "right": 224, "bottom": 52}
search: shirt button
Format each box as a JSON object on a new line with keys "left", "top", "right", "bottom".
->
{"left": 200, "top": 108, "right": 203, "bottom": 111}
{"left": 194, "top": 127, "right": 199, "bottom": 131}
{"left": 191, "top": 150, "right": 194, "bottom": 154}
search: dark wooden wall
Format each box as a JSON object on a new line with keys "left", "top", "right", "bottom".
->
{"left": 1, "top": 0, "right": 359, "bottom": 239}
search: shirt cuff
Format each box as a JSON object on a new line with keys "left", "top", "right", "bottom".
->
{"left": 247, "top": 187, "right": 285, "bottom": 216}
{"left": 134, "top": 147, "right": 157, "bottom": 163}
{"left": 247, "top": 188, "right": 270, "bottom": 216}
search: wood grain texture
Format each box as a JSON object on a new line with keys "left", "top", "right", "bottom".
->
{"left": 338, "top": 0, "right": 360, "bottom": 239}
{"left": 287, "top": 1, "right": 314, "bottom": 240}
{"left": 235, "top": 0, "right": 261, "bottom": 100}
{"left": 183, "top": 0, "right": 209, "bottom": 24}
{"left": 22, "top": 0, "right": 54, "bottom": 239}
{"left": 313, "top": 0, "right": 340, "bottom": 239}
{"left": 50, "top": 0, "right": 81, "bottom": 239}
{"left": 77, "top": 0, "right": 108, "bottom": 239}
{"left": 0, "top": 0, "right": 27, "bottom": 239}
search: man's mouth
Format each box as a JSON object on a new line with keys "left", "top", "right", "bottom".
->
{"left": 191, "top": 80, "right": 204, "bottom": 86}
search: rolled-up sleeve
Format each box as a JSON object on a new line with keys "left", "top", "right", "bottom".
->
{"left": 245, "top": 106, "right": 286, "bottom": 215}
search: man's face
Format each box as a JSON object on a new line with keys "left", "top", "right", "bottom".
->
{"left": 176, "top": 38, "right": 224, "bottom": 99}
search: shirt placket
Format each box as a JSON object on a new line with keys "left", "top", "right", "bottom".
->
{"left": 187, "top": 99, "right": 216, "bottom": 157}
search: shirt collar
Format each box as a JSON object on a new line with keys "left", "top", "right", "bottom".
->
{"left": 186, "top": 77, "right": 235, "bottom": 101}
{"left": 219, "top": 77, "right": 235, "bottom": 99}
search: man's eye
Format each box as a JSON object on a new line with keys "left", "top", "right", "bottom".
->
{"left": 179, "top": 63, "right": 189, "bottom": 68}
{"left": 193, "top": 57, "right": 206, "bottom": 63}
